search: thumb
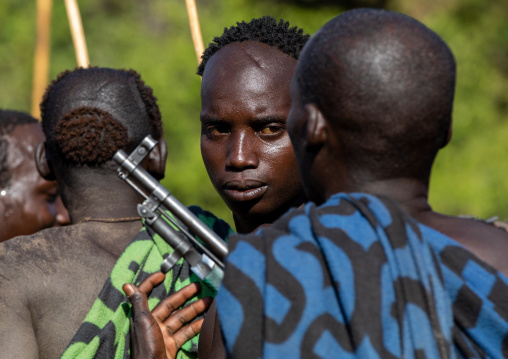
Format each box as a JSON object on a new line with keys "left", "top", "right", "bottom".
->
{"left": 123, "top": 283, "right": 149, "bottom": 314}
{"left": 123, "top": 284, "right": 164, "bottom": 359}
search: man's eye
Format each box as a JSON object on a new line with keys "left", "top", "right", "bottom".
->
{"left": 46, "top": 193, "right": 58, "bottom": 203}
{"left": 260, "top": 126, "right": 283, "bottom": 135}
{"left": 206, "top": 125, "right": 229, "bottom": 136}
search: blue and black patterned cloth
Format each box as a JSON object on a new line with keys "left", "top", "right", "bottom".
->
{"left": 217, "top": 193, "right": 508, "bottom": 358}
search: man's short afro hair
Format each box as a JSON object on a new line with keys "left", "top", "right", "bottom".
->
{"left": 197, "top": 16, "right": 310, "bottom": 76}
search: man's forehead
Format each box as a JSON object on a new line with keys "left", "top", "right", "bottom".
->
{"left": 8, "top": 123, "right": 44, "bottom": 150}
{"left": 5, "top": 124, "right": 43, "bottom": 175}
{"left": 203, "top": 41, "right": 296, "bottom": 80}
{"left": 203, "top": 43, "right": 296, "bottom": 96}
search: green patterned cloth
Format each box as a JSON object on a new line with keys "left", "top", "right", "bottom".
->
{"left": 61, "top": 206, "right": 233, "bottom": 359}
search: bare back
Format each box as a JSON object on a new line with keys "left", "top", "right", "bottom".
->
{"left": 0, "top": 221, "right": 142, "bottom": 359}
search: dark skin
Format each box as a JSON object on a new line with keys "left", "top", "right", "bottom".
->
{"left": 198, "top": 41, "right": 306, "bottom": 358}
{"left": 200, "top": 41, "right": 305, "bottom": 234}
{"left": 130, "top": 41, "right": 307, "bottom": 358}
{"left": 287, "top": 11, "right": 508, "bottom": 278}
{"left": 0, "top": 123, "right": 69, "bottom": 242}
{"left": 123, "top": 273, "right": 212, "bottom": 359}
{"left": 0, "top": 130, "right": 169, "bottom": 358}
{"left": 141, "top": 14, "right": 508, "bottom": 357}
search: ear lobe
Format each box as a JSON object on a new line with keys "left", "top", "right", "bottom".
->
{"left": 146, "top": 138, "right": 168, "bottom": 181}
{"left": 35, "top": 143, "right": 56, "bottom": 181}
{"left": 304, "top": 103, "right": 327, "bottom": 150}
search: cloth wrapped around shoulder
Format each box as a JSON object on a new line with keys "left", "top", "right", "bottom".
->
{"left": 218, "top": 193, "right": 508, "bottom": 358}
{"left": 61, "top": 206, "right": 233, "bottom": 359}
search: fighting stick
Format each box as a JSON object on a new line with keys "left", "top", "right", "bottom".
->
{"left": 65, "top": 0, "right": 89, "bottom": 67}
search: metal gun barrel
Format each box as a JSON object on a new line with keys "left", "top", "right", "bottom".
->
{"left": 113, "top": 145, "right": 228, "bottom": 261}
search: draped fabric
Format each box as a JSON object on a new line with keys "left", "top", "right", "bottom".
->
{"left": 61, "top": 206, "right": 232, "bottom": 359}
{"left": 217, "top": 193, "right": 508, "bottom": 358}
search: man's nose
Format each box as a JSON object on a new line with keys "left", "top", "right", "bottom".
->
{"left": 226, "top": 131, "right": 258, "bottom": 171}
{"left": 54, "top": 196, "right": 70, "bottom": 226}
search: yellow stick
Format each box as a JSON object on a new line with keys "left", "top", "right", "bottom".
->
{"left": 185, "top": 0, "right": 204, "bottom": 65}
{"left": 31, "top": 0, "right": 53, "bottom": 120}
{"left": 65, "top": 0, "right": 89, "bottom": 67}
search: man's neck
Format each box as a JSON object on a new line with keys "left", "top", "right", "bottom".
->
{"left": 63, "top": 177, "right": 143, "bottom": 224}
{"left": 347, "top": 177, "right": 433, "bottom": 220}
{"left": 233, "top": 214, "right": 273, "bottom": 234}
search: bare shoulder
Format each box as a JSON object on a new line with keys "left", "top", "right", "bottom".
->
{"left": 0, "top": 227, "right": 79, "bottom": 312}
{"left": 1, "top": 226, "right": 73, "bottom": 267}
{"left": 0, "top": 224, "right": 122, "bottom": 358}
{"left": 0, "top": 230, "right": 65, "bottom": 359}
{"left": 0, "top": 226, "right": 85, "bottom": 290}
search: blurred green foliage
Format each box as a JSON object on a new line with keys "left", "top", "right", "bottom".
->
{"left": 1, "top": 0, "right": 507, "bottom": 228}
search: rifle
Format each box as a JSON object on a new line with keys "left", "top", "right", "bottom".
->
{"left": 113, "top": 135, "right": 228, "bottom": 291}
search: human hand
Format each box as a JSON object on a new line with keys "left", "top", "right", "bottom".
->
{"left": 123, "top": 272, "right": 212, "bottom": 359}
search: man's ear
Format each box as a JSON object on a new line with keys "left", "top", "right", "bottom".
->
{"left": 146, "top": 138, "right": 168, "bottom": 181}
{"left": 304, "top": 103, "right": 327, "bottom": 150}
{"left": 35, "top": 143, "right": 56, "bottom": 181}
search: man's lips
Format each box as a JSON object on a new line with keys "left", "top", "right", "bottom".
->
{"left": 221, "top": 180, "right": 268, "bottom": 202}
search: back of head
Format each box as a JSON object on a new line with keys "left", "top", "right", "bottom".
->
{"left": 295, "top": 9, "right": 456, "bottom": 181}
{"left": 0, "top": 110, "right": 38, "bottom": 188}
{"left": 40, "top": 67, "right": 162, "bottom": 183}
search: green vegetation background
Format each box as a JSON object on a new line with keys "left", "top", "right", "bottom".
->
{"left": 1, "top": 0, "right": 507, "bottom": 228}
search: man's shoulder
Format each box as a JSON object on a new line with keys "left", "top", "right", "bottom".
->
{"left": 1, "top": 231, "right": 48, "bottom": 267}
{"left": 1, "top": 226, "right": 74, "bottom": 264}
{"left": 228, "top": 205, "right": 308, "bottom": 252}
{"left": 0, "top": 232, "right": 50, "bottom": 304}
{"left": 251, "top": 192, "right": 363, "bottom": 236}
{"left": 188, "top": 205, "right": 234, "bottom": 240}
{"left": 228, "top": 192, "right": 409, "bottom": 253}
{"left": 436, "top": 215, "right": 508, "bottom": 277}
{"left": 0, "top": 225, "right": 85, "bottom": 289}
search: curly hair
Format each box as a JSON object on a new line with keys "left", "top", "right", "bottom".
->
{"left": 0, "top": 110, "right": 38, "bottom": 188}
{"left": 55, "top": 107, "right": 128, "bottom": 165}
{"left": 39, "top": 67, "right": 162, "bottom": 168}
{"left": 197, "top": 16, "right": 310, "bottom": 75}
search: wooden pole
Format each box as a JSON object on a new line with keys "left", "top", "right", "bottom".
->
{"left": 65, "top": 0, "right": 89, "bottom": 67}
{"left": 31, "top": 0, "right": 53, "bottom": 120}
{"left": 185, "top": 0, "right": 204, "bottom": 65}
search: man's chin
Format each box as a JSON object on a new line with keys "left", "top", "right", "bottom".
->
{"left": 226, "top": 198, "right": 264, "bottom": 218}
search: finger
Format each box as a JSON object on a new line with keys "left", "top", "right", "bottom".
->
{"left": 152, "top": 282, "right": 201, "bottom": 321}
{"left": 163, "top": 297, "right": 212, "bottom": 333}
{"left": 170, "top": 318, "right": 205, "bottom": 350}
{"left": 124, "top": 284, "right": 167, "bottom": 359}
{"left": 123, "top": 283, "right": 151, "bottom": 324}
{"left": 137, "top": 272, "right": 166, "bottom": 294}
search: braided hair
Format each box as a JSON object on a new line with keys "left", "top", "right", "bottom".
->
{"left": 40, "top": 67, "right": 162, "bottom": 169}
{"left": 197, "top": 16, "right": 310, "bottom": 75}
{"left": 0, "top": 110, "right": 38, "bottom": 188}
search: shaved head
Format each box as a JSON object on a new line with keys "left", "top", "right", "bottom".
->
{"left": 293, "top": 9, "right": 456, "bottom": 182}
